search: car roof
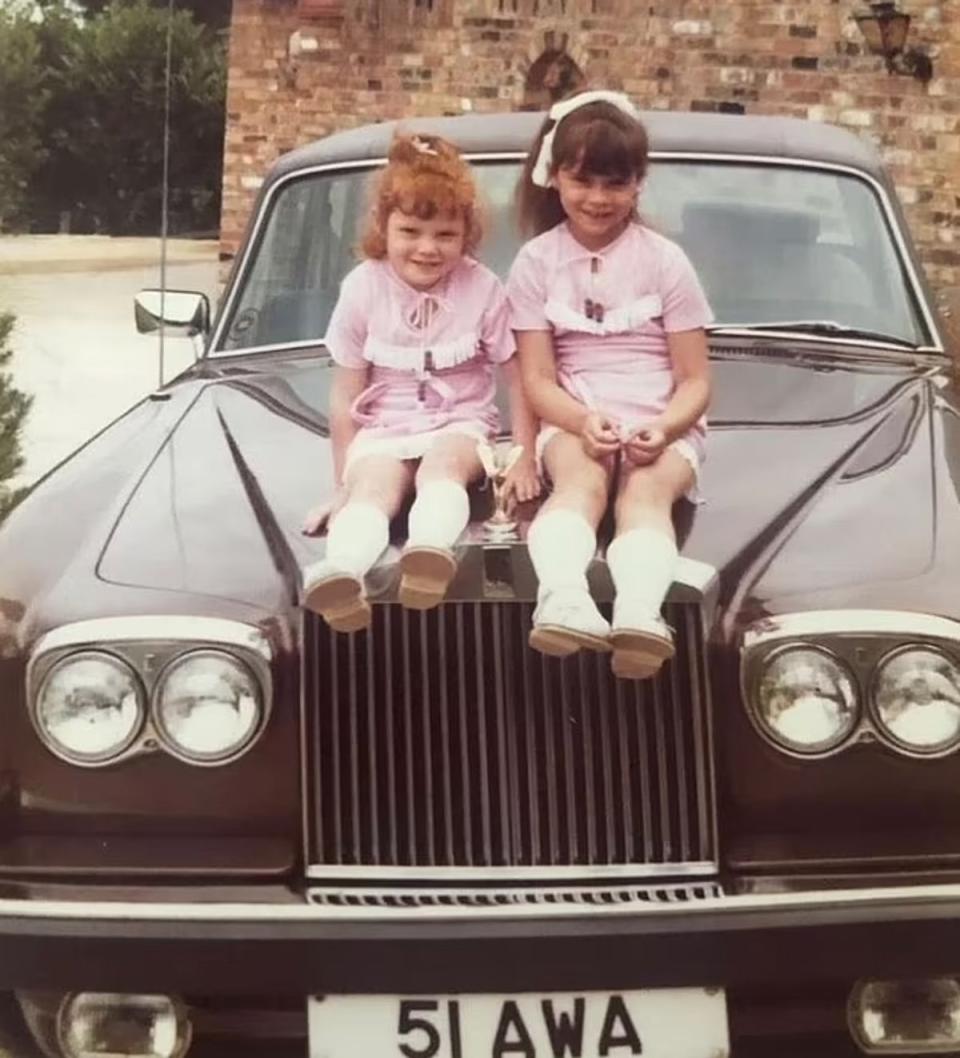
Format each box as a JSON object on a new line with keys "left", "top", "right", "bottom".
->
{"left": 265, "top": 109, "right": 885, "bottom": 186}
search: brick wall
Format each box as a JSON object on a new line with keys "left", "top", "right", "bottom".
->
{"left": 221, "top": 0, "right": 960, "bottom": 291}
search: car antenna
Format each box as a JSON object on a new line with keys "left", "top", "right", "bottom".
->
{"left": 158, "top": 0, "right": 175, "bottom": 387}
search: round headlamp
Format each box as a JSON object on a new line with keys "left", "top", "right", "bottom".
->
{"left": 753, "top": 645, "right": 859, "bottom": 754}
{"left": 34, "top": 651, "right": 145, "bottom": 764}
{"left": 872, "top": 647, "right": 960, "bottom": 755}
{"left": 153, "top": 649, "right": 262, "bottom": 763}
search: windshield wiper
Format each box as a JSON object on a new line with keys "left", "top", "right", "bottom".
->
{"left": 707, "top": 320, "right": 921, "bottom": 350}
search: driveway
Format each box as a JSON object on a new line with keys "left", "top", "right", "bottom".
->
{"left": 0, "top": 235, "right": 221, "bottom": 489}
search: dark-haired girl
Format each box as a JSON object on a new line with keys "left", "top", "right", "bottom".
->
{"left": 507, "top": 90, "right": 712, "bottom": 679}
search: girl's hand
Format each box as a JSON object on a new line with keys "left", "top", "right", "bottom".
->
{"left": 501, "top": 451, "right": 542, "bottom": 508}
{"left": 581, "top": 412, "right": 621, "bottom": 460}
{"left": 624, "top": 425, "right": 668, "bottom": 466}
{"left": 301, "top": 487, "right": 349, "bottom": 536}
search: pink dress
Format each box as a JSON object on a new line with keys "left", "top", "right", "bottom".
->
{"left": 506, "top": 221, "right": 712, "bottom": 470}
{"left": 324, "top": 257, "right": 514, "bottom": 473}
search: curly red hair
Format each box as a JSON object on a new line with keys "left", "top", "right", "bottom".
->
{"left": 360, "top": 133, "right": 483, "bottom": 259}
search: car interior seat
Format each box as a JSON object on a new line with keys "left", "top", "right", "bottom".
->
{"left": 678, "top": 202, "right": 875, "bottom": 325}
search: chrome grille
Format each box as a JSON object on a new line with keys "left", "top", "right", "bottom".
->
{"left": 304, "top": 601, "right": 715, "bottom": 873}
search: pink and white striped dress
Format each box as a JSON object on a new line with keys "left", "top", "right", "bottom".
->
{"left": 506, "top": 220, "right": 713, "bottom": 470}
{"left": 324, "top": 256, "right": 515, "bottom": 473}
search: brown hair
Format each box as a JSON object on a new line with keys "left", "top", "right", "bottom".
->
{"left": 516, "top": 92, "right": 650, "bottom": 237}
{"left": 360, "top": 132, "right": 483, "bottom": 259}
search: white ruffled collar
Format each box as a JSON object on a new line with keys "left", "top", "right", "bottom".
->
{"left": 544, "top": 294, "right": 663, "bottom": 336}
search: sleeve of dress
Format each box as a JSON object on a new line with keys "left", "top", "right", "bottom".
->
{"left": 505, "top": 244, "right": 551, "bottom": 331}
{"left": 478, "top": 277, "right": 517, "bottom": 363}
{"left": 659, "top": 240, "right": 715, "bottom": 333}
{"left": 323, "top": 264, "right": 369, "bottom": 367}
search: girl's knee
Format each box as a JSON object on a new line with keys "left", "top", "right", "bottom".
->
{"left": 346, "top": 463, "right": 412, "bottom": 509}
{"left": 551, "top": 478, "right": 609, "bottom": 520}
{"left": 616, "top": 470, "right": 672, "bottom": 513}
{"left": 417, "top": 447, "right": 482, "bottom": 487}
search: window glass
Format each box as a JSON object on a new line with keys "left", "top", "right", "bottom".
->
{"left": 217, "top": 159, "right": 928, "bottom": 353}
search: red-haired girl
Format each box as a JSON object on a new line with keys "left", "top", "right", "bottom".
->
{"left": 302, "top": 133, "right": 539, "bottom": 632}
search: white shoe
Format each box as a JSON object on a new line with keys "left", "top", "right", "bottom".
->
{"left": 528, "top": 587, "right": 611, "bottom": 657}
{"left": 301, "top": 560, "right": 371, "bottom": 633}
{"left": 610, "top": 600, "right": 675, "bottom": 680}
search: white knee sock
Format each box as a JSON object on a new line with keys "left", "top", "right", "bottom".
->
{"left": 325, "top": 502, "right": 390, "bottom": 577}
{"left": 606, "top": 528, "right": 678, "bottom": 616}
{"left": 407, "top": 480, "right": 470, "bottom": 549}
{"left": 527, "top": 508, "right": 597, "bottom": 594}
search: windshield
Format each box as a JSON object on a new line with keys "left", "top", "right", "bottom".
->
{"left": 215, "top": 158, "right": 930, "bottom": 354}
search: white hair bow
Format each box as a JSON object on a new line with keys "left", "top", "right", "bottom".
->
{"left": 530, "top": 90, "right": 639, "bottom": 188}
{"left": 410, "top": 135, "right": 438, "bottom": 156}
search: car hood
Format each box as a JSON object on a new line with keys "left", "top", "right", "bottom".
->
{"left": 94, "top": 349, "right": 960, "bottom": 628}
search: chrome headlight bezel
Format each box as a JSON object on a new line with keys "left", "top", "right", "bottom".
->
{"left": 742, "top": 611, "right": 960, "bottom": 761}
{"left": 869, "top": 644, "right": 960, "bottom": 758}
{"left": 31, "top": 650, "right": 147, "bottom": 766}
{"left": 151, "top": 648, "right": 266, "bottom": 766}
{"left": 27, "top": 617, "right": 273, "bottom": 768}
{"left": 746, "top": 642, "right": 861, "bottom": 757}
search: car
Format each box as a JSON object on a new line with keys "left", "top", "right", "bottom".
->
{"left": 0, "top": 107, "right": 959, "bottom": 1058}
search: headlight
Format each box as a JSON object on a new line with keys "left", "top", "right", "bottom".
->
{"left": 58, "top": 993, "right": 191, "bottom": 1058}
{"left": 752, "top": 645, "right": 859, "bottom": 754}
{"left": 872, "top": 647, "right": 960, "bottom": 754}
{"left": 33, "top": 651, "right": 145, "bottom": 764}
{"left": 153, "top": 650, "right": 263, "bottom": 764}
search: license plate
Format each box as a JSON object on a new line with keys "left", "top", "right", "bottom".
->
{"left": 308, "top": 987, "right": 728, "bottom": 1058}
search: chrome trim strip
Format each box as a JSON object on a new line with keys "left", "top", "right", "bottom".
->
{"left": 708, "top": 327, "right": 938, "bottom": 355}
{"left": 31, "top": 616, "right": 273, "bottom": 661}
{"left": 210, "top": 151, "right": 943, "bottom": 359}
{"left": 306, "top": 882, "right": 724, "bottom": 908}
{"left": 743, "top": 610, "right": 960, "bottom": 651}
{"left": 9, "top": 881, "right": 960, "bottom": 922}
{"left": 304, "top": 862, "right": 717, "bottom": 881}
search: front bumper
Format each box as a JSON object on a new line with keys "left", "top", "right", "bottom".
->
{"left": 5, "top": 882, "right": 960, "bottom": 993}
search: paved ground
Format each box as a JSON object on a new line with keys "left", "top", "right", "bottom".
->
{"left": 0, "top": 235, "right": 221, "bottom": 488}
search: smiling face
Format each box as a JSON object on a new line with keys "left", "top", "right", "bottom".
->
{"left": 553, "top": 164, "right": 639, "bottom": 251}
{"left": 385, "top": 208, "right": 467, "bottom": 290}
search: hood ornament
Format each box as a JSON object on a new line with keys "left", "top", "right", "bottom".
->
{"left": 477, "top": 442, "right": 524, "bottom": 542}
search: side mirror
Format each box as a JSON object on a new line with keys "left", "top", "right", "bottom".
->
{"left": 135, "top": 289, "right": 210, "bottom": 338}
{"left": 937, "top": 286, "right": 960, "bottom": 362}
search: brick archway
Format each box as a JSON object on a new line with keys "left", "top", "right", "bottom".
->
{"left": 521, "top": 38, "right": 586, "bottom": 110}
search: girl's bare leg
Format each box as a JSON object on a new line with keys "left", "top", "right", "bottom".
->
{"left": 607, "top": 450, "right": 694, "bottom": 679}
{"left": 303, "top": 455, "right": 414, "bottom": 631}
{"left": 527, "top": 432, "right": 615, "bottom": 656}
{"left": 399, "top": 432, "right": 485, "bottom": 609}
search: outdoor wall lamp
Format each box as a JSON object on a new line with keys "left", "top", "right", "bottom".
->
{"left": 853, "top": 2, "right": 933, "bottom": 82}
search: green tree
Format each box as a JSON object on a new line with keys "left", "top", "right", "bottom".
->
{"left": 35, "top": 0, "right": 226, "bottom": 235}
{"left": 0, "top": 314, "right": 33, "bottom": 522}
{"left": 0, "top": 11, "right": 47, "bottom": 230}
{"left": 66, "top": 0, "right": 231, "bottom": 31}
